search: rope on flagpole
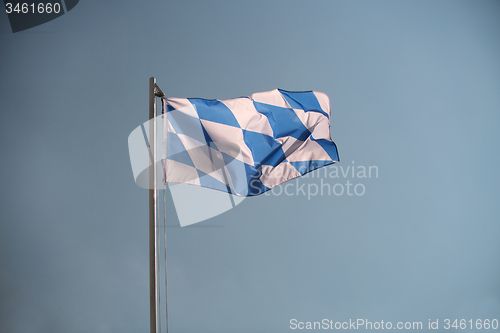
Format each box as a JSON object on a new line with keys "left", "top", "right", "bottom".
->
{"left": 164, "top": 187, "right": 169, "bottom": 333}
{"left": 155, "top": 83, "right": 165, "bottom": 98}
{"left": 154, "top": 88, "right": 161, "bottom": 333}
{"left": 162, "top": 94, "right": 169, "bottom": 333}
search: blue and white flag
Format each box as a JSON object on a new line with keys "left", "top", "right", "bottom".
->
{"left": 163, "top": 89, "right": 339, "bottom": 196}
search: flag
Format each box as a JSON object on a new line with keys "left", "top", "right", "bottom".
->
{"left": 163, "top": 88, "right": 339, "bottom": 196}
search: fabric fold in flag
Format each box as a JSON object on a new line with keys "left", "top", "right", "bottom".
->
{"left": 163, "top": 88, "right": 339, "bottom": 196}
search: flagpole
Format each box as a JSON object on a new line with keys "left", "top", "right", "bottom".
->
{"left": 149, "top": 77, "right": 158, "bottom": 333}
{"left": 149, "top": 77, "right": 166, "bottom": 333}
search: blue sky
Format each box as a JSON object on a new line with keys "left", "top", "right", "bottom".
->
{"left": 1, "top": 1, "right": 499, "bottom": 332}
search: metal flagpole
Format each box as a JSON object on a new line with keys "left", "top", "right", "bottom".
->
{"left": 149, "top": 77, "right": 158, "bottom": 333}
{"left": 149, "top": 77, "right": 166, "bottom": 333}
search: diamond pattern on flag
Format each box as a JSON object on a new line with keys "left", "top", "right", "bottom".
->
{"left": 163, "top": 89, "right": 339, "bottom": 196}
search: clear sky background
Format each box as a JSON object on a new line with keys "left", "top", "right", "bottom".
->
{"left": 1, "top": 1, "right": 500, "bottom": 332}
